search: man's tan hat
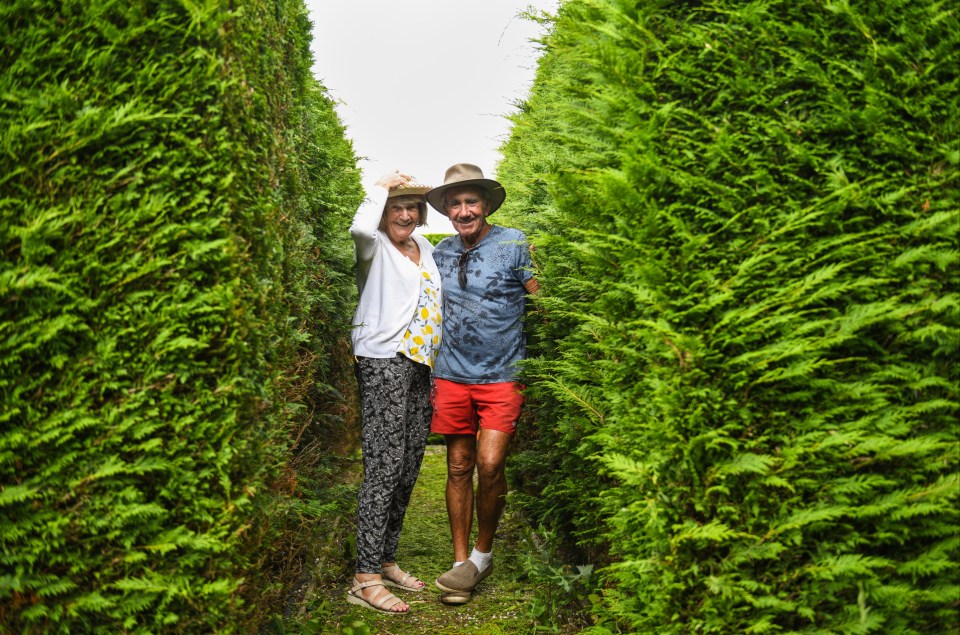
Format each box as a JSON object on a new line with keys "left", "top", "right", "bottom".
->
{"left": 426, "top": 163, "right": 506, "bottom": 216}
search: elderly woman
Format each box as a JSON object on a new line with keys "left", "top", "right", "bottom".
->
{"left": 346, "top": 170, "right": 442, "bottom": 614}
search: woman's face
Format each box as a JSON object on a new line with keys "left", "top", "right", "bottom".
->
{"left": 382, "top": 196, "right": 422, "bottom": 244}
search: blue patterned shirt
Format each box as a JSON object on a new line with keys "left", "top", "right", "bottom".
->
{"left": 432, "top": 225, "right": 535, "bottom": 383}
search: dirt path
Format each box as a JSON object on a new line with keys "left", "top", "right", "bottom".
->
{"left": 281, "top": 444, "right": 552, "bottom": 634}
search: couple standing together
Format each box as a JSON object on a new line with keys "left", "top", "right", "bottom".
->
{"left": 347, "top": 163, "right": 540, "bottom": 614}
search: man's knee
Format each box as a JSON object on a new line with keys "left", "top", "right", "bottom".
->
{"left": 447, "top": 451, "right": 476, "bottom": 482}
{"left": 445, "top": 435, "right": 478, "bottom": 480}
{"left": 476, "top": 455, "right": 506, "bottom": 484}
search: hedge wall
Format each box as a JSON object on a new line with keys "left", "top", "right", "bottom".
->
{"left": 0, "top": 1, "right": 361, "bottom": 632}
{"left": 498, "top": 0, "right": 959, "bottom": 632}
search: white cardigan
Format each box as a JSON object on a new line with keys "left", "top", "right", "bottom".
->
{"left": 350, "top": 188, "right": 440, "bottom": 359}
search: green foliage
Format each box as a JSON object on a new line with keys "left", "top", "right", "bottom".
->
{"left": 499, "top": 0, "right": 959, "bottom": 632}
{"left": 520, "top": 526, "right": 595, "bottom": 633}
{"left": 0, "top": 0, "right": 361, "bottom": 632}
{"left": 266, "top": 614, "right": 370, "bottom": 635}
{"left": 421, "top": 232, "right": 452, "bottom": 247}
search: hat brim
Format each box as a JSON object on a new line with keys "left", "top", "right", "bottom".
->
{"left": 388, "top": 185, "right": 430, "bottom": 198}
{"left": 426, "top": 179, "right": 506, "bottom": 216}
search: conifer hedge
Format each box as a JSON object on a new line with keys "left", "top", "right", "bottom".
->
{"left": 1, "top": 1, "right": 361, "bottom": 632}
{"left": 498, "top": 0, "right": 958, "bottom": 632}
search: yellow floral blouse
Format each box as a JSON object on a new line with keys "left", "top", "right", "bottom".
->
{"left": 399, "top": 262, "right": 442, "bottom": 368}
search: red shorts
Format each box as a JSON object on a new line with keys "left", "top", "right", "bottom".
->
{"left": 430, "top": 378, "right": 524, "bottom": 436}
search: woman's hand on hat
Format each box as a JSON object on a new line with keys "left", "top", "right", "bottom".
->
{"left": 375, "top": 170, "right": 413, "bottom": 191}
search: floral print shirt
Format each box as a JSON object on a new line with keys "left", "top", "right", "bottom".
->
{"left": 399, "top": 262, "right": 442, "bottom": 368}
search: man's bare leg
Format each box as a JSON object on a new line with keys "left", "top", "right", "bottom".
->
{"left": 444, "top": 434, "right": 478, "bottom": 563}
{"left": 474, "top": 429, "right": 512, "bottom": 553}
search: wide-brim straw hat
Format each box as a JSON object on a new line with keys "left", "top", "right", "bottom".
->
{"left": 426, "top": 163, "right": 506, "bottom": 216}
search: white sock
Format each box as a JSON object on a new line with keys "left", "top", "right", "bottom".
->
{"left": 453, "top": 560, "right": 464, "bottom": 568}
{"left": 469, "top": 548, "right": 492, "bottom": 572}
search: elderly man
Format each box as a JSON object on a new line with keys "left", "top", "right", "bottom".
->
{"left": 426, "top": 163, "right": 539, "bottom": 603}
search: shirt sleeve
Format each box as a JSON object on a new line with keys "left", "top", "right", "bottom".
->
{"left": 349, "top": 188, "right": 389, "bottom": 263}
{"left": 515, "top": 232, "right": 535, "bottom": 284}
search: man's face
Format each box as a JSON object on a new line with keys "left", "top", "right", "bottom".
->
{"left": 444, "top": 185, "right": 488, "bottom": 243}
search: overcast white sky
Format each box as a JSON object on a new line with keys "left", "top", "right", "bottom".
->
{"left": 303, "top": 1, "right": 558, "bottom": 233}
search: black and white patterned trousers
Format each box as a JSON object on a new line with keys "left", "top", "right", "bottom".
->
{"left": 353, "top": 354, "right": 432, "bottom": 574}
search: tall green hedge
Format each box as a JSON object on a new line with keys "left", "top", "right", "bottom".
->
{"left": 498, "top": 0, "right": 959, "bottom": 632}
{"left": 0, "top": 1, "right": 361, "bottom": 632}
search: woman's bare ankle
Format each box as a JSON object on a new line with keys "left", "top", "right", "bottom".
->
{"left": 354, "top": 572, "right": 380, "bottom": 584}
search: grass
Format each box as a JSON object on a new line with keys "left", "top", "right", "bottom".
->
{"left": 269, "top": 443, "right": 585, "bottom": 634}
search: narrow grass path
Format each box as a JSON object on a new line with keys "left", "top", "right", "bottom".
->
{"left": 291, "top": 444, "right": 553, "bottom": 634}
